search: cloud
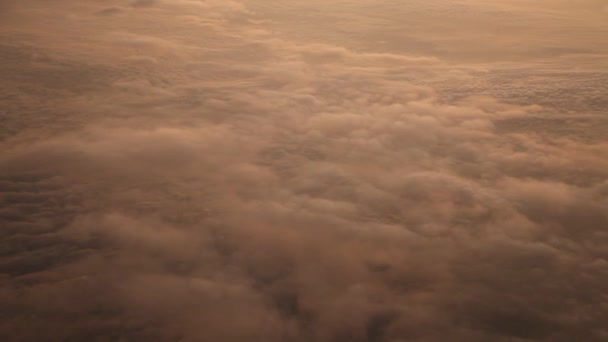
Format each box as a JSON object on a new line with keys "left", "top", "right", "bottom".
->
{"left": 1, "top": 0, "right": 607, "bottom": 341}
{"left": 130, "top": 0, "right": 156, "bottom": 8}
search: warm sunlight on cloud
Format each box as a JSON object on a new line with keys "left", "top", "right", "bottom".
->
{"left": 1, "top": 1, "right": 607, "bottom": 341}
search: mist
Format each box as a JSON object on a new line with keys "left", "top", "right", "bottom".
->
{"left": 1, "top": 1, "right": 607, "bottom": 341}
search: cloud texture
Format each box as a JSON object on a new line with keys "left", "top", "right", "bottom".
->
{"left": 1, "top": 1, "right": 607, "bottom": 341}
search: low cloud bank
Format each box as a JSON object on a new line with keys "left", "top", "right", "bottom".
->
{"left": 1, "top": 1, "right": 607, "bottom": 341}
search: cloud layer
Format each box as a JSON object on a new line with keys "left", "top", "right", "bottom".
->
{"left": 1, "top": 1, "right": 607, "bottom": 341}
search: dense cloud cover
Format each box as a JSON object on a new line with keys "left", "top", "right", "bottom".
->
{"left": 1, "top": 1, "right": 607, "bottom": 341}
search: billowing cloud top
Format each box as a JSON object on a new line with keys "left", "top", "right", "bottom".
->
{"left": 1, "top": 1, "right": 607, "bottom": 341}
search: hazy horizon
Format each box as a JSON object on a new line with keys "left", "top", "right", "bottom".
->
{"left": 1, "top": 1, "right": 607, "bottom": 341}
